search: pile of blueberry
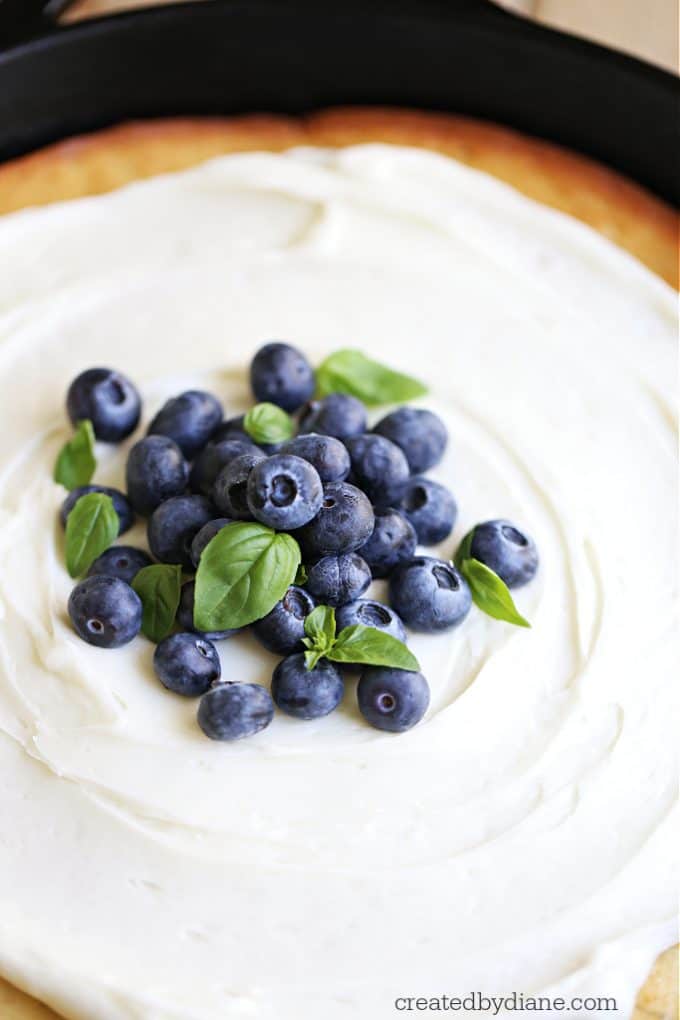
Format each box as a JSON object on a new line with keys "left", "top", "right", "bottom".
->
{"left": 60, "top": 342, "right": 538, "bottom": 740}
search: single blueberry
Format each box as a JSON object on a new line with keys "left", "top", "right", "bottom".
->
{"left": 389, "top": 557, "right": 471, "bottom": 632}
{"left": 298, "top": 393, "right": 367, "bottom": 441}
{"left": 66, "top": 367, "right": 141, "bottom": 442}
{"left": 280, "top": 433, "right": 350, "bottom": 484}
{"left": 87, "top": 545, "right": 152, "bottom": 584}
{"left": 68, "top": 575, "right": 142, "bottom": 648}
{"left": 125, "top": 435, "right": 189, "bottom": 515}
{"left": 305, "top": 553, "right": 371, "bottom": 608}
{"left": 399, "top": 476, "right": 457, "bottom": 545}
{"left": 359, "top": 509, "right": 417, "bottom": 579}
{"left": 153, "top": 632, "right": 220, "bottom": 697}
{"left": 177, "top": 580, "right": 238, "bottom": 641}
{"left": 247, "top": 454, "right": 323, "bottom": 530}
{"left": 357, "top": 667, "right": 430, "bottom": 733}
{"left": 373, "top": 407, "right": 448, "bottom": 473}
{"left": 147, "top": 494, "right": 214, "bottom": 569}
{"left": 250, "top": 342, "right": 315, "bottom": 412}
{"left": 344, "top": 434, "right": 410, "bottom": 509}
{"left": 296, "top": 482, "right": 374, "bottom": 559}
{"left": 212, "top": 451, "right": 267, "bottom": 520}
{"left": 336, "top": 599, "right": 406, "bottom": 644}
{"left": 189, "top": 438, "right": 262, "bottom": 497}
{"left": 60, "top": 485, "right": 134, "bottom": 535}
{"left": 147, "top": 390, "right": 223, "bottom": 458}
{"left": 469, "top": 519, "right": 539, "bottom": 588}
{"left": 190, "top": 518, "right": 232, "bottom": 567}
{"left": 252, "top": 586, "right": 316, "bottom": 655}
{"left": 272, "top": 653, "right": 344, "bottom": 720}
{"left": 197, "top": 682, "right": 274, "bottom": 740}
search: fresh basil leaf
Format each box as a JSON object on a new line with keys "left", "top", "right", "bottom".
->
{"left": 327, "top": 624, "right": 420, "bottom": 671}
{"left": 54, "top": 419, "right": 96, "bottom": 491}
{"left": 453, "top": 528, "right": 475, "bottom": 571}
{"left": 243, "top": 403, "right": 295, "bottom": 445}
{"left": 302, "top": 605, "right": 337, "bottom": 668}
{"left": 316, "top": 349, "right": 427, "bottom": 406}
{"left": 194, "top": 522, "right": 300, "bottom": 632}
{"left": 65, "top": 492, "right": 119, "bottom": 577}
{"left": 132, "top": 564, "right": 182, "bottom": 643}
{"left": 294, "top": 563, "right": 308, "bottom": 586}
{"left": 459, "top": 558, "right": 530, "bottom": 628}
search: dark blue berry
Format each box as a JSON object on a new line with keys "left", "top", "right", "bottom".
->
{"left": 190, "top": 518, "right": 232, "bottom": 567}
{"left": 272, "top": 654, "right": 344, "bottom": 719}
{"left": 336, "top": 599, "right": 406, "bottom": 643}
{"left": 280, "top": 433, "right": 350, "bottom": 483}
{"left": 296, "top": 482, "right": 374, "bottom": 559}
{"left": 344, "top": 434, "right": 410, "bottom": 508}
{"left": 359, "top": 509, "right": 417, "bottom": 579}
{"left": 373, "top": 407, "right": 447, "bottom": 473}
{"left": 147, "top": 494, "right": 214, "bottom": 569}
{"left": 252, "top": 586, "right": 315, "bottom": 655}
{"left": 305, "top": 553, "right": 371, "bottom": 608}
{"left": 68, "top": 575, "right": 142, "bottom": 648}
{"left": 125, "top": 435, "right": 188, "bottom": 515}
{"left": 212, "top": 415, "right": 280, "bottom": 455}
{"left": 399, "top": 476, "right": 457, "bottom": 545}
{"left": 357, "top": 667, "right": 430, "bottom": 733}
{"left": 299, "top": 393, "right": 367, "bottom": 441}
{"left": 197, "top": 683, "right": 274, "bottom": 740}
{"left": 60, "top": 485, "right": 134, "bottom": 535}
{"left": 66, "top": 367, "right": 141, "bottom": 442}
{"left": 212, "top": 451, "right": 266, "bottom": 519}
{"left": 389, "top": 557, "right": 471, "bottom": 632}
{"left": 87, "top": 545, "right": 152, "bottom": 584}
{"left": 250, "top": 342, "right": 315, "bottom": 412}
{"left": 189, "top": 438, "right": 262, "bottom": 497}
{"left": 247, "top": 454, "right": 323, "bottom": 530}
{"left": 148, "top": 390, "right": 223, "bottom": 458}
{"left": 469, "top": 520, "right": 539, "bottom": 588}
{"left": 177, "top": 581, "right": 238, "bottom": 641}
{"left": 153, "top": 632, "right": 220, "bottom": 697}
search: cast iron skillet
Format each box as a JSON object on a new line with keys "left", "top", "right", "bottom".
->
{"left": 0, "top": 0, "right": 678, "bottom": 204}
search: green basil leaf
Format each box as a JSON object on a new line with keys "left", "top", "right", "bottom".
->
{"left": 131, "top": 564, "right": 182, "bottom": 643}
{"left": 453, "top": 528, "right": 475, "bottom": 571}
{"left": 65, "top": 492, "right": 119, "bottom": 578}
{"left": 194, "top": 522, "right": 301, "bottom": 632}
{"left": 316, "top": 348, "right": 427, "bottom": 406}
{"left": 327, "top": 624, "right": 420, "bottom": 671}
{"left": 460, "top": 558, "right": 530, "bottom": 628}
{"left": 294, "top": 563, "right": 308, "bottom": 586}
{"left": 301, "top": 605, "right": 337, "bottom": 667}
{"left": 243, "top": 403, "right": 295, "bottom": 445}
{"left": 53, "top": 419, "right": 96, "bottom": 491}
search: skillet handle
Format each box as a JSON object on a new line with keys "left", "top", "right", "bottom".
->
{"left": 0, "top": 0, "right": 75, "bottom": 44}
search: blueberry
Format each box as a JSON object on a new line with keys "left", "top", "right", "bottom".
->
{"left": 336, "top": 599, "right": 406, "bottom": 643}
{"left": 212, "top": 452, "right": 267, "bottom": 520}
{"left": 190, "top": 518, "right": 232, "bottom": 567}
{"left": 469, "top": 519, "right": 539, "bottom": 588}
{"left": 359, "top": 509, "right": 417, "bottom": 579}
{"left": 68, "top": 575, "right": 142, "bottom": 648}
{"left": 87, "top": 545, "right": 152, "bottom": 584}
{"left": 296, "top": 482, "right": 374, "bottom": 559}
{"left": 60, "top": 485, "right": 134, "bottom": 535}
{"left": 249, "top": 342, "right": 315, "bottom": 413}
{"left": 212, "top": 415, "right": 280, "bottom": 455}
{"left": 305, "top": 553, "right": 371, "bottom": 608}
{"left": 344, "top": 434, "right": 410, "bottom": 508}
{"left": 147, "top": 494, "right": 214, "bottom": 569}
{"left": 125, "top": 435, "right": 189, "bottom": 515}
{"left": 299, "top": 393, "right": 367, "bottom": 441}
{"left": 280, "top": 433, "right": 350, "bottom": 484}
{"left": 66, "top": 367, "right": 141, "bottom": 442}
{"left": 373, "top": 407, "right": 447, "bottom": 473}
{"left": 399, "top": 476, "right": 457, "bottom": 545}
{"left": 247, "top": 454, "right": 323, "bottom": 530}
{"left": 272, "top": 653, "right": 344, "bottom": 719}
{"left": 252, "top": 586, "right": 315, "bottom": 655}
{"left": 177, "top": 581, "right": 238, "bottom": 640}
{"left": 357, "top": 667, "right": 430, "bottom": 733}
{"left": 389, "top": 557, "right": 471, "bottom": 632}
{"left": 148, "top": 390, "right": 223, "bottom": 458}
{"left": 197, "top": 683, "right": 274, "bottom": 740}
{"left": 153, "top": 632, "right": 220, "bottom": 697}
{"left": 189, "top": 438, "right": 262, "bottom": 497}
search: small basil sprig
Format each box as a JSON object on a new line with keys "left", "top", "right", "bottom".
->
{"left": 132, "top": 564, "right": 182, "bottom": 643}
{"left": 316, "top": 348, "right": 427, "bottom": 406}
{"left": 302, "top": 605, "right": 420, "bottom": 672}
{"left": 454, "top": 529, "right": 530, "bottom": 628}
{"left": 243, "top": 403, "right": 294, "bottom": 445}
{"left": 65, "top": 492, "right": 119, "bottom": 577}
{"left": 54, "top": 419, "right": 96, "bottom": 490}
{"left": 194, "top": 522, "right": 301, "bottom": 632}
{"left": 294, "top": 563, "right": 309, "bottom": 586}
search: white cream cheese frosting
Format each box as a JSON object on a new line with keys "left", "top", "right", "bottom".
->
{"left": 0, "top": 145, "right": 676, "bottom": 1020}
